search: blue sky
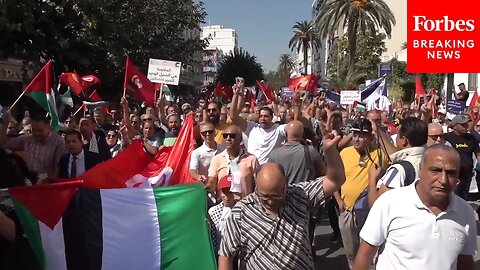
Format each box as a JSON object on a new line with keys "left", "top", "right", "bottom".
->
{"left": 202, "top": 0, "right": 313, "bottom": 72}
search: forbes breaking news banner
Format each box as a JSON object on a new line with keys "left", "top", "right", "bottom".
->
{"left": 407, "top": 0, "right": 480, "bottom": 73}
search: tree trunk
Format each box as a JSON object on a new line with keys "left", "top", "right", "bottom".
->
{"left": 303, "top": 41, "right": 309, "bottom": 75}
{"left": 347, "top": 15, "right": 358, "bottom": 75}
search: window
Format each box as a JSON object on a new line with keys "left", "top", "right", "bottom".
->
{"left": 468, "top": 73, "right": 478, "bottom": 90}
{"left": 213, "top": 31, "right": 216, "bottom": 38}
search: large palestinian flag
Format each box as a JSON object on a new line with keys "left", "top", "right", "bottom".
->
{"left": 10, "top": 181, "right": 216, "bottom": 270}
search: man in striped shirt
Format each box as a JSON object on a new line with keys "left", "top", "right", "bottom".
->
{"left": 218, "top": 131, "right": 345, "bottom": 270}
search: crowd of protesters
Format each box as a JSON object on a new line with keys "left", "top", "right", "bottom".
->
{"left": 0, "top": 77, "right": 479, "bottom": 270}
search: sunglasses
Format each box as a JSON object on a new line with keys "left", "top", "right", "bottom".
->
{"left": 428, "top": 134, "right": 445, "bottom": 140}
{"left": 222, "top": 133, "right": 237, "bottom": 139}
{"left": 201, "top": 130, "right": 215, "bottom": 136}
{"left": 143, "top": 118, "right": 153, "bottom": 122}
{"left": 107, "top": 134, "right": 117, "bottom": 138}
{"left": 207, "top": 109, "right": 217, "bottom": 112}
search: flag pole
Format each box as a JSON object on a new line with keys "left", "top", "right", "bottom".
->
{"left": 73, "top": 105, "right": 84, "bottom": 116}
{"left": 8, "top": 90, "right": 27, "bottom": 112}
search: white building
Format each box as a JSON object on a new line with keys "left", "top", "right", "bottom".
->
{"left": 311, "top": 0, "right": 328, "bottom": 76}
{"left": 201, "top": 25, "right": 238, "bottom": 56}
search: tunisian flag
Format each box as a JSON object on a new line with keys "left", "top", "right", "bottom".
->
{"left": 289, "top": 74, "right": 319, "bottom": 93}
{"left": 59, "top": 73, "right": 101, "bottom": 96}
{"left": 213, "top": 82, "right": 233, "bottom": 100}
{"left": 256, "top": 80, "right": 276, "bottom": 102}
{"left": 124, "top": 56, "right": 156, "bottom": 106}
{"left": 78, "top": 114, "right": 195, "bottom": 188}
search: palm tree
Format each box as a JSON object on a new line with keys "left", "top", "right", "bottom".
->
{"left": 277, "top": 54, "right": 294, "bottom": 85}
{"left": 288, "top": 20, "right": 321, "bottom": 74}
{"left": 216, "top": 47, "right": 264, "bottom": 87}
{"left": 324, "top": 68, "right": 367, "bottom": 90}
{"left": 316, "top": 0, "right": 395, "bottom": 74}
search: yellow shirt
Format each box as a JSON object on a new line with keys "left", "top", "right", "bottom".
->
{"left": 340, "top": 146, "right": 386, "bottom": 211}
{"left": 214, "top": 118, "right": 233, "bottom": 145}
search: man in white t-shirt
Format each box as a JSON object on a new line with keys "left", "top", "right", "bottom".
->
{"left": 353, "top": 144, "right": 477, "bottom": 270}
{"left": 229, "top": 77, "right": 301, "bottom": 165}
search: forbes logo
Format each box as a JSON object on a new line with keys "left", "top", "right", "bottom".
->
{"left": 413, "top": 16, "right": 475, "bottom": 32}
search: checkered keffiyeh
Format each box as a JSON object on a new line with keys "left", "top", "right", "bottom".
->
{"left": 89, "top": 134, "right": 99, "bottom": 154}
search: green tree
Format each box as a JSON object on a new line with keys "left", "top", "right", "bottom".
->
{"left": 326, "top": 30, "right": 386, "bottom": 84}
{"left": 316, "top": 0, "right": 395, "bottom": 74}
{"left": 276, "top": 54, "right": 294, "bottom": 86}
{"left": 264, "top": 71, "right": 283, "bottom": 90}
{"left": 0, "top": 0, "right": 207, "bottom": 98}
{"left": 288, "top": 20, "right": 321, "bottom": 74}
{"left": 216, "top": 48, "right": 264, "bottom": 87}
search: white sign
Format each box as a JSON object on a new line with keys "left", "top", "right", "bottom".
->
{"left": 147, "top": 58, "right": 182, "bottom": 85}
{"left": 340, "top": 90, "right": 361, "bottom": 105}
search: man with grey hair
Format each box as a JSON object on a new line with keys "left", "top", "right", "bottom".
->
{"left": 354, "top": 144, "right": 477, "bottom": 270}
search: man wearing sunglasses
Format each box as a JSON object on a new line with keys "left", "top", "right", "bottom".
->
{"left": 444, "top": 114, "right": 480, "bottom": 199}
{"left": 190, "top": 122, "right": 224, "bottom": 184}
{"left": 427, "top": 123, "right": 449, "bottom": 147}
{"left": 218, "top": 130, "right": 345, "bottom": 270}
{"left": 207, "top": 125, "right": 259, "bottom": 200}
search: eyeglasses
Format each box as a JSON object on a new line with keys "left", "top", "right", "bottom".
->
{"left": 256, "top": 187, "right": 285, "bottom": 201}
{"left": 195, "top": 114, "right": 202, "bottom": 118}
{"left": 201, "top": 130, "right": 215, "bottom": 136}
{"left": 222, "top": 133, "right": 237, "bottom": 139}
{"left": 428, "top": 134, "right": 445, "bottom": 140}
{"left": 107, "top": 134, "right": 117, "bottom": 138}
{"left": 143, "top": 118, "right": 153, "bottom": 122}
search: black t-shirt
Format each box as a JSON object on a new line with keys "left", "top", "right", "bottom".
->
{"left": 445, "top": 132, "right": 480, "bottom": 178}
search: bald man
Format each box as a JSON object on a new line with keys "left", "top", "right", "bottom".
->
{"left": 218, "top": 131, "right": 345, "bottom": 270}
{"left": 269, "top": 120, "right": 325, "bottom": 184}
{"left": 427, "top": 123, "right": 448, "bottom": 147}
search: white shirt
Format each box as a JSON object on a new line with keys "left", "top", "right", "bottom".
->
{"left": 360, "top": 182, "right": 477, "bottom": 270}
{"left": 68, "top": 150, "right": 86, "bottom": 177}
{"left": 246, "top": 121, "right": 286, "bottom": 165}
{"left": 190, "top": 143, "right": 225, "bottom": 177}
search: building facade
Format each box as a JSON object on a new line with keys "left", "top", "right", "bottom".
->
{"left": 201, "top": 25, "right": 238, "bottom": 56}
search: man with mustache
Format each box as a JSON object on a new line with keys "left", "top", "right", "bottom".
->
{"left": 354, "top": 144, "right": 477, "bottom": 270}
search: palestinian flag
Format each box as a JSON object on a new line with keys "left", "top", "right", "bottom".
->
{"left": 82, "top": 100, "right": 109, "bottom": 112}
{"left": 24, "top": 60, "right": 61, "bottom": 131}
{"left": 11, "top": 182, "right": 216, "bottom": 270}
{"left": 60, "top": 90, "right": 73, "bottom": 107}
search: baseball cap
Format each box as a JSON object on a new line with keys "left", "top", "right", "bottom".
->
{"left": 218, "top": 175, "right": 232, "bottom": 191}
{"left": 181, "top": 103, "right": 192, "bottom": 111}
{"left": 350, "top": 118, "right": 373, "bottom": 133}
{"left": 450, "top": 114, "right": 470, "bottom": 125}
{"left": 437, "top": 108, "right": 446, "bottom": 115}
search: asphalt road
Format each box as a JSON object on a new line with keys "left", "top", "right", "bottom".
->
{"left": 312, "top": 202, "right": 480, "bottom": 270}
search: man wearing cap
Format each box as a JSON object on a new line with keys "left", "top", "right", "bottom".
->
{"left": 445, "top": 114, "right": 480, "bottom": 199}
{"left": 181, "top": 103, "right": 193, "bottom": 121}
{"left": 433, "top": 108, "right": 449, "bottom": 132}
{"left": 334, "top": 118, "right": 387, "bottom": 268}
{"left": 454, "top": 83, "right": 469, "bottom": 102}
{"left": 208, "top": 174, "right": 239, "bottom": 256}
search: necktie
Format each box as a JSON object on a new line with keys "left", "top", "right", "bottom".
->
{"left": 70, "top": 155, "right": 77, "bottom": 178}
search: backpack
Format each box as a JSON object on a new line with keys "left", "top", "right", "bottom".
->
{"left": 394, "top": 160, "right": 416, "bottom": 187}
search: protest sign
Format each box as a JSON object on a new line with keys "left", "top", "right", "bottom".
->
{"left": 340, "top": 90, "right": 361, "bottom": 105}
{"left": 446, "top": 100, "right": 466, "bottom": 114}
{"left": 147, "top": 59, "right": 182, "bottom": 85}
